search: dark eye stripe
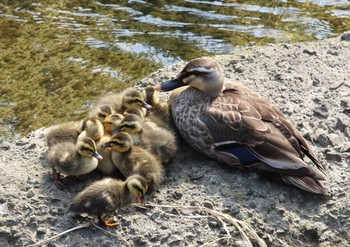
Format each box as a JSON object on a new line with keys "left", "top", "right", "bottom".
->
{"left": 122, "top": 124, "right": 135, "bottom": 128}
{"left": 133, "top": 184, "right": 144, "bottom": 194}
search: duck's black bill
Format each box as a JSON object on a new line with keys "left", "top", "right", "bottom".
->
{"left": 159, "top": 79, "right": 186, "bottom": 92}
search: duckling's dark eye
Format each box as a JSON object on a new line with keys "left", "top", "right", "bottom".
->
{"left": 122, "top": 124, "right": 135, "bottom": 129}
{"left": 98, "top": 113, "right": 106, "bottom": 118}
{"left": 80, "top": 146, "right": 92, "bottom": 152}
{"left": 133, "top": 184, "right": 144, "bottom": 194}
{"left": 127, "top": 100, "right": 138, "bottom": 104}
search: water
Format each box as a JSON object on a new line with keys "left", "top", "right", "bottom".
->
{"left": 1, "top": 0, "right": 350, "bottom": 140}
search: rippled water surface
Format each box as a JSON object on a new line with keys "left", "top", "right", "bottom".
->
{"left": 1, "top": 0, "right": 350, "bottom": 139}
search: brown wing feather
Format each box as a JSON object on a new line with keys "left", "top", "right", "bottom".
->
{"left": 206, "top": 83, "right": 324, "bottom": 178}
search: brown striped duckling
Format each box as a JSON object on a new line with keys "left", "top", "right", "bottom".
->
{"left": 118, "top": 113, "right": 177, "bottom": 165}
{"left": 97, "top": 88, "right": 152, "bottom": 114}
{"left": 158, "top": 57, "right": 327, "bottom": 195}
{"left": 102, "top": 132, "right": 164, "bottom": 191}
{"left": 47, "top": 137, "right": 102, "bottom": 189}
{"left": 143, "top": 85, "right": 173, "bottom": 130}
{"left": 69, "top": 174, "right": 148, "bottom": 227}
{"left": 45, "top": 121, "right": 82, "bottom": 147}
{"left": 78, "top": 118, "right": 104, "bottom": 142}
{"left": 86, "top": 104, "right": 115, "bottom": 122}
{"left": 102, "top": 113, "right": 124, "bottom": 135}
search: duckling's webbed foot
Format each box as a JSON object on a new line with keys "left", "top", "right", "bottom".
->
{"left": 52, "top": 168, "right": 68, "bottom": 189}
{"left": 98, "top": 215, "right": 119, "bottom": 227}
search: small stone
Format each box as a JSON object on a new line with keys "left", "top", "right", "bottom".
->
{"left": 203, "top": 201, "right": 213, "bottom": 209}
{"left": 28, "top": 143, "right": 36, "bottom": 149}
{"left": 171, "top": 191, "right": 182, "bottom": 200}
{"left": 26, "top": 191, "right": 35, "bottom": 198}
{"left": 327, "top": 133, "right": 344, "bottom": 146}
{"left": 325, "top": 152, "right": 342, "bottom": 162}
{"left": 167, "top": 236, "right": 182, "bottom": 246}
{"left": 190, "top": 169, "right": 206, "bottom": 180}
{"left": 0, "top": 141, "right": 10, "bottom": 150}
{"left": 313, "top": 129, "right": 329, "bottom": 147}
{"left": 208, "top": 217, "right": 218, "bottom": 228}
{"left": 340, "top": 32, "right": 350, "bottom": 41}
{"left": 0, "top": 203, "right": 9, "bottom": 215}
{"left": 313, "top": 105, "right": 329, "bottom": 118}
{"left": 235, "top": 240, "right": 250, "bottom": 247}
{"left": 303, "top": 49, "right": 317, "bottom": 56}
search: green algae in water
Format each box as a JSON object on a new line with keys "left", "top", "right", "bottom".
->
{"left": 1, "top": 0, "right": 350, "bottom": 139}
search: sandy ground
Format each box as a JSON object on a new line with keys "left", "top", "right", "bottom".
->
{"left": 1, "top": 33, "right": 350, "bottom": 247}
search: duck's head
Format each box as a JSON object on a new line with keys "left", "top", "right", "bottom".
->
{"left": 81, "top": 118, "right": 104, "bottom": 141}
{"left": 77, "top": 137, "right": 103, "bottom": 160}
{"left": 101, "top": 132, "right": 133, "bottom": 153}
{"left": 126, "top": 175, "right": 148, "bottom": 205}
{"left": 118, "top": 114, "right": 143, "bottom": 134}
{"left": 158, "top": 58, "right": 224, "bottom": 97}
{"left": 122, "top": 89, "right": 152, "bottom": 110}
{"left": 96, "top": 105, "right": 114, "bottom": 121}
{"left": 103, "top": 113, "right": 124, "bottom": 133}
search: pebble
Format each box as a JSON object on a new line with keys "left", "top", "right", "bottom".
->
{"left": 340, "top": 32, "right": 350, "bottom": 41}
{"left": 0, "top": 141, "right": 10, "bottom": 151}
{"left": 203, "top": 201, "right": 214, "bottom": 209}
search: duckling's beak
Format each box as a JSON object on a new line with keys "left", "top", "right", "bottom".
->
{"left": 157, "top": 78, "right": 186, "bottom": 92}
{"left": 112, "top": 127, "right": 121, "bottom": 134}
{"left": 92, "top": 151, "right": 103, "bottom": 160}
{"left": 101, "top": 142, "right": 112, "bottom": 148}
{"left": 142, "top": 101, "right": 152, "bottom": 109}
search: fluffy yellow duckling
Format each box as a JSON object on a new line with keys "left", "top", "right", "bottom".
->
{"left": 47, "top": 137, "right": 103, "bottom": 189}
{"left": 118, "top": 114, "right": 177, "bottom": 165}
{"left": 45, "top": 121, "right": 82, "bottom": 147}
{"left": 102, "top": 132, "right": 164, "bottom": 190}
{"left": 102, "top": 113, "right": 124, "bottom": 135}
{"left": 143, "top": 85, "right": 173, "bottom": 130}
{"left": 69, "top": 175, "right": 148, "bottom": 227}
{"left": 86, "top": 104, "right": 115, "bottom": 122}
{"left": 96, "top": 88, "right": 152, "bottom": 114}
{"left": 78, "top": 118, "right": 104, "bottom": 142}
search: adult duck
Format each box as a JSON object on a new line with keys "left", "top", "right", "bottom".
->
{"left": 158, "top": 58, "right": 326, "bottom": 195}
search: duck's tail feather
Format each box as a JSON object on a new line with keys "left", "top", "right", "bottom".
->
{"left": 281, "top": 175, "right": 327, "bottom": 195}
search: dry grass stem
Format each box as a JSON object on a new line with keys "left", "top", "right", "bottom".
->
{"left": 144, "top": 202, "right": 267, "bottom": 247}
{"left": 26, "top": 222, "right": 92, "bottom": 247}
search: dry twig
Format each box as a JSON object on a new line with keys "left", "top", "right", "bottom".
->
{"left": 26, "top": 222, "right": 92, "bottom": 247}
{"left": 143, "top": 202, "right": 267, "bottom": 247}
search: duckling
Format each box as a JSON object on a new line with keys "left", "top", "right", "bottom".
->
{"left": 69, "top": 175, "right": 148, "bottom": 227}
{"left": 118, "top": 113, "right": 177, "bottom": 165}
{"left": 45, "top": 121, "right": 82, "bottom": 147}
{"left": 95, "top": 135, "right": 124, "bottom": 178}
{"left": 78, "top": 118, "right": 104, "bottom": 142}
{"left": 102, "top": 132, "right": 164, "bottom": 191}
{"left": 47, "top": 137, "right": 103, "bottom": 189}
{"left": 97, "top": 88, "right": 152, "bottom": 114}
{"left": 103, "top": 113, "right": 124, "bottom": 135}
{"left": 143, "top": 85, "right": 173, "bottom": 130}
{"left": 86, "top": 104, "right": 114, "bottom": 122}
{"left": 123, "top": 108, "right": 145, "bottom": 121}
